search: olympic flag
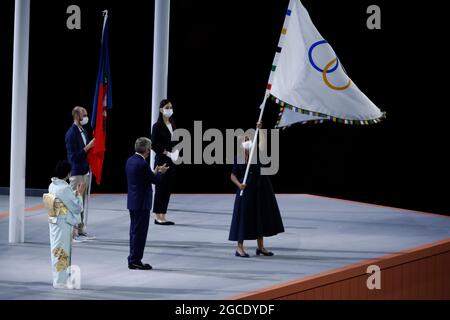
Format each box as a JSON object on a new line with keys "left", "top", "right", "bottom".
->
{"left": 240, "top": 0, "right": 385, "bottom": 195}
{"left": 269, "top": 0, "right": 385, "bottom": 127}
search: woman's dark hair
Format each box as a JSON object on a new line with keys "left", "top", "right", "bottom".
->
{"left": 54, "top": 160, "right": 71, "bottom": 179}
{"left": 157, "top": 99, "right": 176, "bottom": 129}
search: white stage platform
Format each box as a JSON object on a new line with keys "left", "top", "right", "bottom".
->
{"left": 0, "top": 194, "right": 449, "bottom": 299}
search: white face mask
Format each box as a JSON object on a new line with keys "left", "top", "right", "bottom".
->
{"left": 80, "top": 116, "right": 89, "bottom": 126}
{"left": 242, "top": 140, "right": 253, "bottom": 150}
{"left": 163, "top": 109, "right": 173, "bottom": 118}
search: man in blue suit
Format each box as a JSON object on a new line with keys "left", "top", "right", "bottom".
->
{"left": 126, "top": 137, "right": 169, "bottom": 270}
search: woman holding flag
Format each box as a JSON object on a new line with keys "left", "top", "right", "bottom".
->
{"left": 229, "top": 122, "right": 284, "bottom": 258}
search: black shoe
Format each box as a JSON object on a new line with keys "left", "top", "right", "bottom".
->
{"left": 128, "top": 262, "right": 152, "bottom": 270}
{"left": 235, "top": 250, "right": 250, "bottom": 258}
{"left": 154, "top": 219, "right": 175, "bottom": 225}
{"left": 256, "top": 248, "right": 274, "bottom": 256}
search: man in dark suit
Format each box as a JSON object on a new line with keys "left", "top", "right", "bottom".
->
{"left": 126, "top": 137, "right": 169, "bottom": 270}
{"left": 65, "top": 106, "right": 95, "bottom": 241}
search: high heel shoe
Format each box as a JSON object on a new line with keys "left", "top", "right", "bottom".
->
{"left": 154, "top": 219, "right": 175, "bottom": 225}
{"left": 256, "top": 248, "right": 274, "bottom": 256}
{"left": 235, "top": 250, "right": 250, "bottom": 258}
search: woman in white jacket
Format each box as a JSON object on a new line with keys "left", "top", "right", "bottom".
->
{"left": 45, "top": 161, "right": 84, "bottom": 289}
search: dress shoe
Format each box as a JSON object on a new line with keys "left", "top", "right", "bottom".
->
{"left": 235, "top": 250, "right": 250, "bottom": 258}
{"left": 256, "top": 248, "right": 274, "bottom": 256}
{"left": 72, "top": 236, "right": 86, "bottom": 243}
{"left": 128, "top": 262, "right": 152, "bottom": 270}
{"left": 77, "top": 232, "right": 96, "bottom": 240}
{"left": 154, "top": 219, "right": 175, "bottom": 225}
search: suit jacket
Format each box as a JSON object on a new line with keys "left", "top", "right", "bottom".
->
{"left": 151, "top": 122, "right": 176, "bottom": 167}
{"left": 125, "top": 153, "right": 161, "bottom": 211}
{"left": 65, "top": 123, "right": 90, "bottom": 176}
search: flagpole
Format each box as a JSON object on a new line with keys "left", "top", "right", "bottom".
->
{"left": 9, "top": 0, "right": 30, "bottom": 243}
{"left": 84, "top": 170, "right": 92, "bottom": 228}
{"left": 151, "top": 0, "right": 170, "bottom": 170}
{"left": 239, "top": 92, "right": 269, "bottom": 196}
{"left": 84, "top": 10, "right": 108, "bottom": 229}
{"left": 239, "top": 2, "right": 294, "bottom": 196}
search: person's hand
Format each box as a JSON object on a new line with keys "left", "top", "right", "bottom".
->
{"left": 256, "top": 121, "right": 263, "bottom": 129}
{"left": 84, "top": 138, "right": 95, "bottom": 152}
{"left": 239, "top": 183, "right": 247, "bottom": 191}
{"left": 156, "top": 163, "right": 170, "bottom": 174}
{"left": 76, "top": 182, "right": 86, "bottom": 196}
{"left": 168, "top": 149, "right": 179, "bottom": 162}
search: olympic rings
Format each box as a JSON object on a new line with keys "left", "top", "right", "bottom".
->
{"left": 308, "top": 40, "right": 340, "bottom": 73}
{"left": 308, "top": 40, "right": 352, "bottom": 91}
{"left": 322, "top": 58, "right": 352, "bottom": 91}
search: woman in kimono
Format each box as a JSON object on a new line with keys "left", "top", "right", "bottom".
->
{"left": 45, "top": 160, "right": 84, "bottom": 289}
{"left": 151, "top": 99, "right": 178, "bottom": 225}
{"left": 229, "top": 122, "right": 285, "bottom": 257}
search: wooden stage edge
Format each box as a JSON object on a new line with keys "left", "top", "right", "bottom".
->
{"left": 228, "top": 238, "right": 450, "bottom": 300}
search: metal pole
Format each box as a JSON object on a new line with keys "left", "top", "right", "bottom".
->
{"left": 239, "top": 0, "right": 294, "bottom": 196}
{"left": 84, "top": 171, "right": 92, "bottom": 228}
{"left": 9, "top": 0, "right": 31, "bottom": 243}
{"left": 150, "top": 0, "right": 170, "bottom": 170}
{"left": 239, "top": 93, "right": 269, "bottom": 196}
{"left": 83, "top": 11, "right": 108, "bottom": 230}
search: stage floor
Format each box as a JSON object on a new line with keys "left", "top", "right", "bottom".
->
{"left": 0, "top": 194, "right": 449, "bottom": 300}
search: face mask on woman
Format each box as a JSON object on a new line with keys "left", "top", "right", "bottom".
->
{"left": 163, "top": 109, "right": 173, "bottom": 118}
{"left": 242, "top": 140, "right": 253, "bottom": 151}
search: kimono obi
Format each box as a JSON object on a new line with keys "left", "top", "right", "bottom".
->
{"left": 43, "top": 193, "right": 69, "bottom": 219}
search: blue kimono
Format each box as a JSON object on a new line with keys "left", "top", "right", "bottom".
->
{"left": 47, "top": 178, "right": 83, "bottom": 288}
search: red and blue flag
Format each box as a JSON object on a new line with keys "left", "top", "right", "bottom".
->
{"left": 87, "top": 12, "right": 112, "bottom": 185}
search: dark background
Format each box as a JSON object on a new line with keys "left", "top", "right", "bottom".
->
{"left": 1, "top": 1, "right": 448, "bottom": 214}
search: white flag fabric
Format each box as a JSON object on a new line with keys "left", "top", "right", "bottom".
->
{"left": 269, "top": 0, "right": 385, "bottom": 127}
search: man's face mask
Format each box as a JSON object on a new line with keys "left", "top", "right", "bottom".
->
{"left": 80, "top": 115, "right": 89, "bottom": 126}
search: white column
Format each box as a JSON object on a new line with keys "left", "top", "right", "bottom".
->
{"left": 9, "top": 0, "right": 30, "bottom": 243}
{"left": 150, "top": 0, "right": 170, "bottom": 170}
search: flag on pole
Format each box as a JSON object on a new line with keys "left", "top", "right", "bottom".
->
{"left": 267, "top": 0, "right": 385, "bottom": 128}
{"left": 87, "top": 11, "right": 112, "bottom": 185}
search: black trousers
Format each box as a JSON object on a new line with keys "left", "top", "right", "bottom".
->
{"left": 153, "top": 166, "right": 175, "bottom": 214}
{"left": 128, "top": 210, "right": 150, "bottom": 265}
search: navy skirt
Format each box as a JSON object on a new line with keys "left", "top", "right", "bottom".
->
{"left": 228, "top": 162, "right": 284, "bottom": 241}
